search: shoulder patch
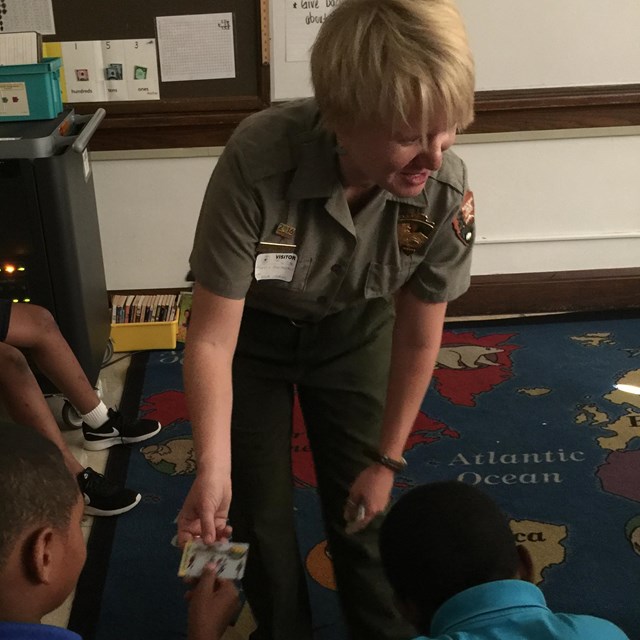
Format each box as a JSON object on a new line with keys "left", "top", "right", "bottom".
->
{"left": 452, "top": 190, "right": 475, "bottom": 246}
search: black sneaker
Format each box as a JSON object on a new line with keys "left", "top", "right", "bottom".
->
{"left": 83, "top": 408, "right": 161, "bottom": 451}
{"left": 77, "top": 467, "right": 141, "bottom": 516}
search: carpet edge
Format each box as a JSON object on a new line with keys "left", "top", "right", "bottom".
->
{"left": 68, "top": 351, "right": 151, "bottom": 640}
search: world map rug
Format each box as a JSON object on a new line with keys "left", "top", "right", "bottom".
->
{"left": 69, "top": 312, "right": 640, "bottom": 640}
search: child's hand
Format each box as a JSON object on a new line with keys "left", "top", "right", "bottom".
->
{"left": 186, "top": 563, "right": 241, "bottom": 640}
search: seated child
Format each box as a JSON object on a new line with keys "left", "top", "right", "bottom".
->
{"left": 379, "top": 480, "right": 629, "bottom": 640}
{"left": 0, "top": 421, "right": 240, "bottom": 640}
{"left": 0, "top": 300, "right": 160, "bottom": 516}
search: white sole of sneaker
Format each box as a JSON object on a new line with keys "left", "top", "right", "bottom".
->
{"left": 83, "top": 422, "right": 161, "bottom": 451}
{"left": 84, "top": 492, "right": 142, "bottom": 516}
{"left": 83, "top": 437, "right": 122, "bottom": 451}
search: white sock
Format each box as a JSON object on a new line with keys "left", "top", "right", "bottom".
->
{"left": 81, "top": 402, "right": 110, "bottom": 429}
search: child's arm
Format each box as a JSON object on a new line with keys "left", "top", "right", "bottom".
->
{"left": 186, "top": 563, "right": 241, "bottom": 640}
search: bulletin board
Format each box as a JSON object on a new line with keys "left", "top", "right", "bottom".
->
{"left": 45, "top": 0, "right": 270, "bottom": 150}
{"left": 38, "top": 0, "right": 640, "bottom": 148}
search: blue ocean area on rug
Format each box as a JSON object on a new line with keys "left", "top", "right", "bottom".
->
{"left": 70, "top": 314, "right": 640, "bottom": 640}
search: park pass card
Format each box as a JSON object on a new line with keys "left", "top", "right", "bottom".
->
{"left": 178, "top": 539, "right": 249, "bottom": 580}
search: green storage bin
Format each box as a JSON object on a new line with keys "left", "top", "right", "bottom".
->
{"left": 0, "top": 57, "right": 63, "bottom": 122}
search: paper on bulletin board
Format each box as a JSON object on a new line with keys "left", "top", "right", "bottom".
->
{"left": 0, "top": 0, "right": 55, "bottom": 36}
{"left": 54, "top": 39, "right": 160, "bottom": 102}
{"left": 156, "top": 13, "right": 236, "bottom": 82}
{"left": 42, "top": 41, "right": 66, "bottom": 101}
{"left": 284, "top": 0, "right": 339, "bottom": 62}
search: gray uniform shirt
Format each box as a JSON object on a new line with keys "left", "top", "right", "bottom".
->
{"left": 190, "top": 99, "right": 474, "bottom": 322}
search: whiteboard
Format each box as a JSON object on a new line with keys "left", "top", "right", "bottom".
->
{"left": 270, "top": 0, "right": 640, "bottom": 102}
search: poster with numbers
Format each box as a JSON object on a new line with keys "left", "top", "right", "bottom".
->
{"left": 53, "top": 39, "right": 160, "bottom": 102}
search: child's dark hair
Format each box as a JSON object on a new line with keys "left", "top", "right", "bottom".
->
{"left": 0, "top": 421, "right": 79, "bottom": 570}
{"left": 379, "top": 481, "right": 519, "bottom": 632}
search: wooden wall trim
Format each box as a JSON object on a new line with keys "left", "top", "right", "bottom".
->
{"left": 110, "top": 269, "right": 640, "bottom": 318}
{"left": 81, "top": 65, "right": 271, "bottom": 151}
{"left": 470, "top": 84, "right": 640, "bottom": 134}
{"left": 86, "top": 84, "right": 640, "bottom": 151}
{"left": 89, "top": 109, "right": 261, "bottom": 151}
{"left": 447, "top": 268, "right": 640, "bottom": 317}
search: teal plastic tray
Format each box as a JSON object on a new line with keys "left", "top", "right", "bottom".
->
{"left": 0, "top": 57, "right": 63, "bottom": 121}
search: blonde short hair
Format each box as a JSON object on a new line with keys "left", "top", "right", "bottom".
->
{"left": 310, "top": 0, "right": 475, "bottom": 133}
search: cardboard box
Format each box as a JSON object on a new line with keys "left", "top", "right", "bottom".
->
{"left": 0, "top": 57, "right": 63, "bottom": 121}
{"left": 110, "top": 318, "right": 178, "bottom": 353}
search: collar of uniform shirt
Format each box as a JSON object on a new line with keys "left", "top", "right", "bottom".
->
{"left": 287, "top": 127, "right": 340, "bottom": 200}
{"left": 286, "top": 131, "right": 434, "bottom": 214}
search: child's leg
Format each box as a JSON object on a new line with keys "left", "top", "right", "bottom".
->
{"left": 5, "top": 303, "right": 101, "bottom": 414}
{"left": 6, "top": 302, "right": 160, "bottom": 452}
{"left": 0, "top": 339, "right": 143, "bottom": 516}
{"left": 0, "top": 341, "right": 84, "bottom": 476}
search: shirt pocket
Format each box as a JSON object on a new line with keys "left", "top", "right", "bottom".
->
{"left": 255, "top": 257, "right": 313, "bottom": 293}
{"left": 364, "top": 262, "right": 409, "bottom": 298}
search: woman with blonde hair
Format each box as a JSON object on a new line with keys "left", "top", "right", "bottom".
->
{"left": 179, "top": 1, "right": 476, "bottom": 637}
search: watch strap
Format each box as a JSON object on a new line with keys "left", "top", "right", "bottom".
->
{"left": 365, "top": 447, "right": 407, "bottom": 473}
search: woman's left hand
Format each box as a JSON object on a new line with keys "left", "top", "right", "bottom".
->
{"left": 343, "top": 464, "right": 395, "bottom": 534}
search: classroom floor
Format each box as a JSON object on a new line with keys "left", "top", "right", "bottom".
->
{"left": 11, "top": 313, "right": 540, "bottom": 637}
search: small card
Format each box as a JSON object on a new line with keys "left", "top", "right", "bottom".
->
{"left": 178, "top": 539, "right": 249, "bottom": 580}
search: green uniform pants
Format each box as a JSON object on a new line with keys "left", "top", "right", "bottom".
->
{"left": 229, "top": 298, "right": 415, "bottom": 640}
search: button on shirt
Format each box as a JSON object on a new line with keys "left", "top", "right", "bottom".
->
{"left": 417, "top": 580, "right": 629, "bottom": 640}
{"left": 190, "top": 99, "right": 473, "bottom": 322}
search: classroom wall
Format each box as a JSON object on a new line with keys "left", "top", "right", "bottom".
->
{"left": 270, "top": 0, "right": 640, "bottom": 100}
{"left": 85, "top": 0, "right": 640, "bottom": 291}
{"left": 92, "top": 128, "right": 640, "bottom": 291}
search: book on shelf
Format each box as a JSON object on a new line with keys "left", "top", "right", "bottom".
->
{"left": 123, "top": 295, "right": 135, "bottom": 323}
{"left": 111, "top": 294, "right": 125, "bottom": 324}
{"left": 110, "top": 293, "right": 180, "bottom": 325}
{"left": 137, "top": 295, "right": 147, "bottom": 323}
{"left": 158, "top": 294, "right": 170, "bottom": 322}
{"left": 165, "top": 293, "right": 179, "bottom": 322}
{"left": 133, "top": 295, "right": 141, "bottom": 323}
{"left": 150, "top": 295, "right": 160, "bottom": 322}
{"left": 143, "top": 295, "right": 152, "bottom": 322}
{"left": 176, "top": 291, "right": 193, "bottom": 343}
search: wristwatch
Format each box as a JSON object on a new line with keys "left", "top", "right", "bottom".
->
{"left": 365, "top": 448, "right": 407, "bottom": 473}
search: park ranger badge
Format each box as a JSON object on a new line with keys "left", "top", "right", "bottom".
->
{"left": 397, "top": 205, "right": 435, "bottom": 255}
{"left": 453, "top": 191, "right": 475, "bottom": 246}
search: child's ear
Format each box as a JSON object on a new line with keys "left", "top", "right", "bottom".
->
{"left": 25, "top": 527, "right": 56, "bottom": 585}
{"left": 516, "top": 544, "right": 535, "bottom": 583}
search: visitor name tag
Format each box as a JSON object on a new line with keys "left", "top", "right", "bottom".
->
{"left": 254, "top": 252, "right": 298, "bottom": 282}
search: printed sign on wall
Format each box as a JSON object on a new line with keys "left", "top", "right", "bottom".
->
{"left": 47, "top": 39, "right": 160, "bottom": 102}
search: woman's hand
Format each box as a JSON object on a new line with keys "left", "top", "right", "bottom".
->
{"left": 343, "top": 464, "right": 395, "bottom": 534}
{"left": 186, "top": 563, "right": 241, "bottom": 640}
{"left": 177, "top": 472, "right": 232, "bottom": 546}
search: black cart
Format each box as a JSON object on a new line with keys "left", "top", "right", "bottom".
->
{"left": 0, "top": 109, "right": 110, "bottom": 401}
